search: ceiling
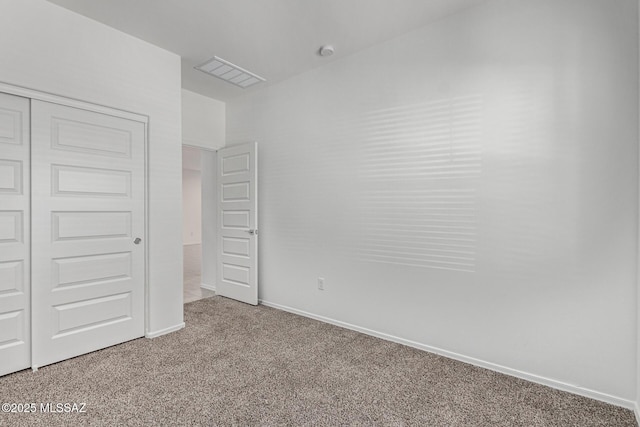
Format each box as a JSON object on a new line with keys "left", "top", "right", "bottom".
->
{"left": 46, "top": 0, "right": 486, "bottom": 102}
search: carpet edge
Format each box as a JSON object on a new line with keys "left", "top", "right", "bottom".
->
{"left": 259, "top": 299, "right": 635, "bottom": 411}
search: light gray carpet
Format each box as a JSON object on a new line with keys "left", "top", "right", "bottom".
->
{"left": 0, "top": 296, "right": 636, "bottom": 426}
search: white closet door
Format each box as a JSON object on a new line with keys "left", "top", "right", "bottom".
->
{"left": 31, "top": 101, "right": 145, "bottom": 369}
{"left": 0, "top": 93, "right": 30, "bottom": 376}
{"left": 217, "top": 142, "right": 258, "bottom": 305}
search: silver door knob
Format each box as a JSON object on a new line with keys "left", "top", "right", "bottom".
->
{"left": 247, "top": 229, "right": 257, "bottom": 235}
{"left": 134, "top": 237, "right": 142, "bottom": 244}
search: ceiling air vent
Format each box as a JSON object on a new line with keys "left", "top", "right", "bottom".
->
{"left": 195, "top": 56, "right": 266, "bottom": 88}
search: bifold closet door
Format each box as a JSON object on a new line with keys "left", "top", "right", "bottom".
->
{"left": 31, "top": 100, "right": 145, "bottom": 369}
{"left": 0, "top": 93, "right": 30, "bottom": 376}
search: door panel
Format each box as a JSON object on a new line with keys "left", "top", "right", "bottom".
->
{"left": 0, "top": 92, "right": 30, "bottom": 376}
{"left": 217, "top": 142, "right": 258, "bottom": 305}
{"left": 52, "top": 165, "right": 132, "bottom": 197}
{"left": 31, "top": 101, "right": 145, "bottom": 369}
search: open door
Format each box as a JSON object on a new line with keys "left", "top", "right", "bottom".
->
{"left": 216, "top": 142, "right": 258, "bottom": 305}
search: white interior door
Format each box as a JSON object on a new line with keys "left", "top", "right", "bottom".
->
{"left": 0, "top": 92, "right": 30, "bottom": 376}
{"left": 217, "top": 142, "right": 258, "bottom": 305}
{"left": 31, "top": 100, "right": 145, "bottom": 369}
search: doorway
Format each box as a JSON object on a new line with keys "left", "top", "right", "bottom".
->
{"left": 182, "top": 146, "right": 215, "bottom": 303}
{"left": 181, "top": 143, "right": 258, "bottom": 306}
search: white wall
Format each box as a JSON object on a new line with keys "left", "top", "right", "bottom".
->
{"left": 201, "top": 151, "right": 218, "bottom": 290}
{"left": 182, "top": 169, "right": 202, "bottom": 245}
{"left": 0, "top": 0, "right": 184, "bottom": 335}
{"left": 227, "top": 0, "right": 639, "bottom": 406}
{"left": 182, "top": 89, "right": 225, "bottom": 150}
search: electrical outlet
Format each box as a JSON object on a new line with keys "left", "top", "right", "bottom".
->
{"left": 317, "top": 277, "right": 325, "bottom": 291}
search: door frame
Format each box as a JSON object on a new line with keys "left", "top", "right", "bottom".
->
{"left": 0, "top": 80, "right": 151, "bottom": 337}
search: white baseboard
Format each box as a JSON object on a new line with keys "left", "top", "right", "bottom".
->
{"left": 259, "top": 299, "right": 635, "bottom": 411}
{"left": 634, "top": 402, "right": 639, "bottom": 426}
{"left": 200, "top": 282, "right": 216, "bottom": 292}
{"left": 145, "top": 322, "right": 185, "bottom": 339}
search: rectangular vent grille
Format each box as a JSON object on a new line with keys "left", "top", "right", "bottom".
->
{"left": 195, "top": 56, "right": 266, "bottom": 88}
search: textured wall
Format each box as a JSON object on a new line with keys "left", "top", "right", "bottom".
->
{"left": 228, "top": 0, "right": 639, "bottom": 404}
{"left": 182, "top": 89, "right": 226, "bottom": 150}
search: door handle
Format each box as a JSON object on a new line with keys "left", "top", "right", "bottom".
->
{"left": 247, "top": 229, "right": 258, "bottom": 235}
{"left": 134, "top": 237, "right": 142, "bottom": 244}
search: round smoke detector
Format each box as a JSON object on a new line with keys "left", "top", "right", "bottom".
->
{"left": 318, "top": 45, "right": 335, "bottom": 57}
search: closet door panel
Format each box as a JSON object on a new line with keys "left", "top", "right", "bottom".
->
{"left": 31, "top": 101, "right": 145, "bottom": 369}
{"left": 0, "top": 92, "right": 30, "bottom": 376}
